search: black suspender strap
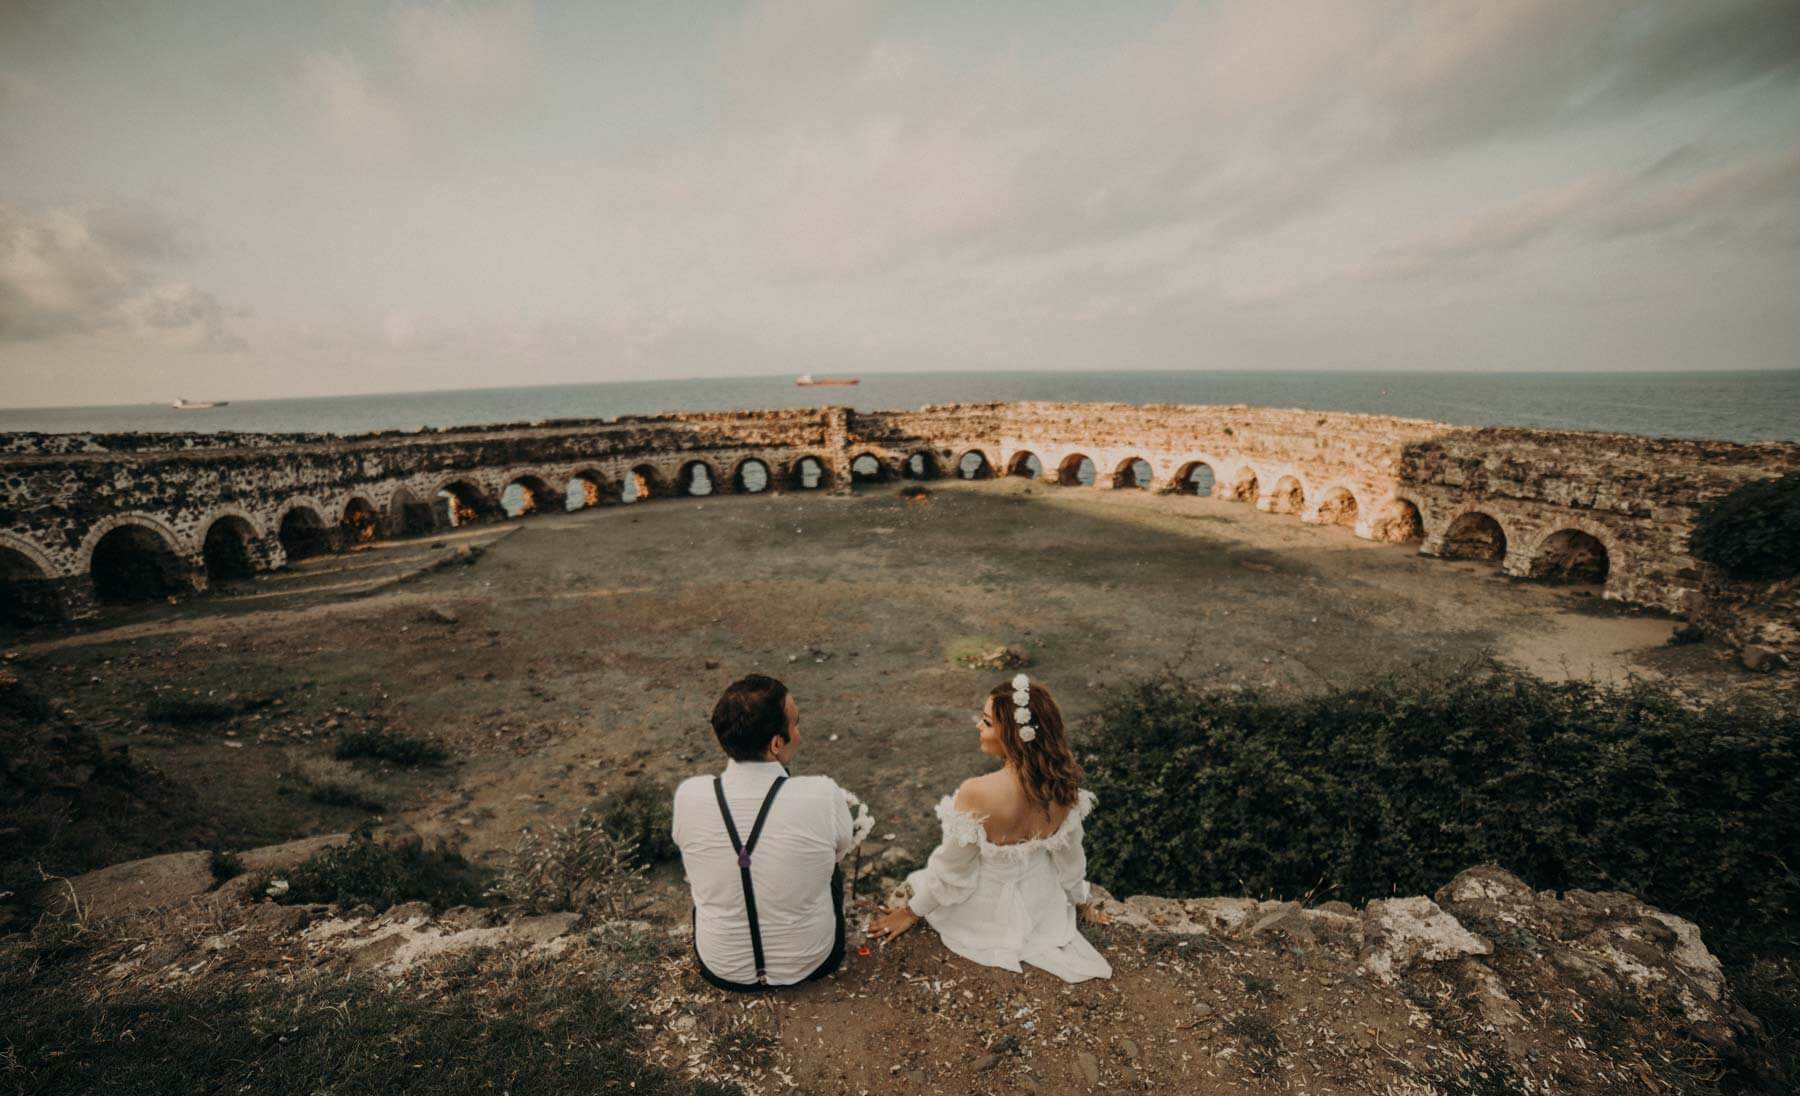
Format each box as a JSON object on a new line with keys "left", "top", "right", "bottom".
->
{"left": 713, "top": 774, "right": 788, "bottom": 985}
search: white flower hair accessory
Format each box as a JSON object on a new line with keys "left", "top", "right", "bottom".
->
{"left": 1011, "top": 673, "right": 1038, "bottom": 742}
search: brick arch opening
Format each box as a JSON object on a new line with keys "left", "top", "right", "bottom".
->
{"left": 904, "top": 451, "right": 940, "bottom": 480}
{"left": 388, "top": 487, "right": 437, "bottom": 535}
{"left": 1529, "top": 528, "right": 1611, "bottom": 585}
{"left": 1442, "top": 511, "right": 1508, "bottom": 565}
{"left": 1315, "top": 486, "right": 1359, "bottom": 528}
{"left": 850, "top": 452, "right": 889, "bottom": 485}
{"left": 202, "top": 515, "right": 260, "bottom": 582}
{"left": 678, "top": 460, "right": 717, "bottom": 497}
{"left": 90, "top": 522, "right": 187, "bottom": 603}
{"left": 565, "top": 470, "right": 611, "bottom": 511}
{"left": 1268, "top": 475, "right": 1305, "bottom": 515}
{"left": 0, "top": 543, "right": 58, "bottom": 629}
{"left": 1369, "top": 498, "right": 1424, "bottom": 544}
{"left": 1224, "top": 466, "right": 1259, "bottom": 502}
{"left": 435, "top": 481, "right": 492, "bottom": 527}
{"left": 1112, "top": 457, "right": 1153, "bottom": 490}
{"left": 623, "top": 464, "right": 662, "bottom": 503}
{"left": 341, "top": 496, "right": 379, "bottom": 543}
{"left": 789, "top": 456, "right": 830, "bottom": 491}
{"left": 501, "top": 474, "right": 554, "bottom": 518}
{"left": 1174, "top": 461, "right": 1217, "bottom": 496}
{"left": 1007, "top": 451, "right": 1042, "bottom": 479}
{"left": 279, "top": 505, "right": 332, "bottom": 560}
{"left": 1057, "top": 453, "right": 1096, "bottom": 486}
{"left": 734, "top": 458, "right": 772, "bottom": 494}
{"left": 956, "top": 450, "right": 994, "bottom": 480}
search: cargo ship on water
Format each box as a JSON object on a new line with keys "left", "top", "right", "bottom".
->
{"left": 172, "top": 398, "right": 229, "bottom": 409}
{"left": 794, "top": 373, "right": 859, "bottom": 387}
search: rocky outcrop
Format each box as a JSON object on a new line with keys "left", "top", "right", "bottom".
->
{"left": 1090, "top": 865, "right": 1772, "bottom": 1083}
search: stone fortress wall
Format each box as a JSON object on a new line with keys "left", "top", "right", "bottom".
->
{"left": 3, "top": 402, "right": 1796, "bottom": 628}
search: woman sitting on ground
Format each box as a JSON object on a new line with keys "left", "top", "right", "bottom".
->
{"left": 865, "top": 675, "right": 1112, "bottom": 983}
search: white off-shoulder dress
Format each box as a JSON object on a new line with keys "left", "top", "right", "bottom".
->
{"left": 904, "top": 788, "right": 1112, "bottom": 983}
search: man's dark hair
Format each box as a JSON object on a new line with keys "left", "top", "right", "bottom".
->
{"left": 711, "top": 674, "right": 791, "bottom": 761}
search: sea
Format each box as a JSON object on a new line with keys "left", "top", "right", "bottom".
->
{"left": 3, "top": 370, "right": 1797, "bottom": 443}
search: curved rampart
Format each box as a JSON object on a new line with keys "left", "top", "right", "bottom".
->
{"left": 3, "top": 402, "right": 1795, "bottom": 623}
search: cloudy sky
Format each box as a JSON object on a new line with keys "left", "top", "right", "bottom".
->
{"left": 2, "top": 0, "right": 1797, "bottom": 407}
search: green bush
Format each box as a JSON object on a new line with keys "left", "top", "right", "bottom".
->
{"left": 257, "top": 822, "right": 489, "bottom": 912}
{"left": 1689, "top": 472, "right": 1800, "bottom": 582}
{"left": 1081, "top": 664, "right": 1800, "bottom": 965}
{"left": 334, "top": 728, "right": 451, "bottom": 766}
{"left": 596, "top": 780, "right": 679, "bottom": 866}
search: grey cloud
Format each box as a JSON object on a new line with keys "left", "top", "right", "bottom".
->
{"left": 0, "top": 201, "right": 245, "bottom": 349}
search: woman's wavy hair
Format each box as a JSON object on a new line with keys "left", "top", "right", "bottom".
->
{"left": 987, "top": 679, "right": 1082, "bottom": 812}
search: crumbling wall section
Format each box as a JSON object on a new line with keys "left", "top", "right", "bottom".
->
{"left": 4, "top": 403, "right": 1797, "bottom": 625}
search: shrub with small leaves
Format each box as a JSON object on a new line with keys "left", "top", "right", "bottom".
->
{"left": 258, "top": 823, "right": 487, "bottom": 912}
{"left": 595, "top": 780, "right": 679, "bottom": 866}
{"left": 1689, "top": 471, "right": 1800, "bottom": 582}
{"left": 488, "top": 808, "right": 647, "bottom": 919}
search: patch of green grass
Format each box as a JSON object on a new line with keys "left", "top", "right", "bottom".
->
{"left": 0, "top": 971, "right": 737, "bottom": 1095}
{"left": 253, "top": 822, "right": 490, "bottom": 913}
{"left": 143, "top": 691, "right": 277, "bottom": 727}
{"left": 334, "top": 729, "right": 451, "bottom": 767}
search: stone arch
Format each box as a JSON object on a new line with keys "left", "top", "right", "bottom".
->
{"left": 621, "top": 463, "right": 663, "bottom": 503}
{"left": 955, "top": 449, "right": 994, "bottom": 480}
{"left": 1523, "top": 520, "right": 1622, "bottom": 586}
{"left": 677, "top": 459, "right": 718, "bottom": 497}
{"left": 1111, "top": 456, "right": 1153, "bottom": 490}
{"left": 82, "top": 515, "right": 190, "bottom": 603}
{"left": 903, "top": 451, "right": 941, "bottom": 480}
{"left": 849, "top": 452, "right": 891, "bottom": 485}
{"left": 1173, "top": 460, "right": 1218, "bottom": 497}
{"left": 0, "top": 533, "right": 61, "bottom": 629}
{"left": 1223, "top": 464, "right": 1260, "bottom": 503}
{"left": 732, "top": 457, "right": 773, "bottom": 494}
{"left": 340, "top": 495, "right": 380, "bottom": 543}
{"left": 433, "top": 479, "right": 495, "bottom": 526}
{"left": 201, "top": 513, "right": 261, "bottom": 582}
{"left": 788, "top": 455, "right": 831, "bottom": 491}
{"left": 1368, "top": 495, "right": 1425, "bottom": 544}
{"left": 277, "top": 501, "right": 332, "bottom": 561}
{"left": 1007, "top": 451, "right": 1043, "bottom": 479}
{"left": 1267, "top": 474, "right": 1306, "bottom": 515}
{"left": 1056, "top": 453, "right": 1096, "bottom": 487}
{"left": 564, "top": 468, "right": 613, "bottom": 511}
{"left": 387, "top": 486, "right": 437, "bottom": 535}
{"left": 1440, "top": 509, "right": 1511, "bottom": 565}
{"left": 1311, "top": 483, "right": 1362, "bottom": 528}
{"left": 500, "top": 472, "right": 556, "bottom": 518}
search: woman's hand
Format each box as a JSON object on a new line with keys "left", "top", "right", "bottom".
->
{"left": 865, "top": 904, "right": 919, "bottom": 945}
{"left": 1076, "top": 902, "right": 1111, "bottom": 926}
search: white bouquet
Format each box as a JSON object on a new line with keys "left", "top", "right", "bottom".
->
{"left": 841, "top": 789, "right": 876, "bottom": 845}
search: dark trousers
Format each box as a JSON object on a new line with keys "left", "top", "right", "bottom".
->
{"left": 695, "top": 865, "right": 846, "bottom": 993}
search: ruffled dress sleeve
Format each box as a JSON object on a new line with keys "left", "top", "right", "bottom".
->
{"left": 905, "top": 795, "right": 985, "bottom": 917}
{"left": 1047, "top": 790, "right": 1098, "bottom": 906}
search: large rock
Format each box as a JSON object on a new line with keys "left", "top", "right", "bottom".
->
{"left": 1358, "top": 895, "right": 1492, "bottom": 983}
{"left": 35, "top": 850, "right": 216, "bottom": 921}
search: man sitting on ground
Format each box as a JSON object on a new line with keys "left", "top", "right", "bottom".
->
{"left": 672, "top": 674, "right": 854, "bottom": 990}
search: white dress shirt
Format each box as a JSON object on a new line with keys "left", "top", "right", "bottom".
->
{"left": 672, "top": 760, "right": 855, "bottom": 985}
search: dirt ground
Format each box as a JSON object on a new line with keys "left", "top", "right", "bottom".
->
{"left": 11, "top": 477, "right": 1716, "bottom": 868}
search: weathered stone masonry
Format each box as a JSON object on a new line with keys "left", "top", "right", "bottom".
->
{"left": 3, "top": 402, "right": 1796, "bottom": 628}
